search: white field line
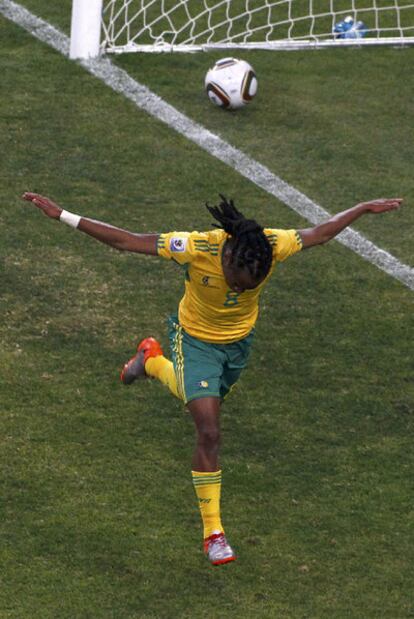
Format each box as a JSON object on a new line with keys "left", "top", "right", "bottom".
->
{"left": 1, "top": 0, "right": 413, "bottom": 290}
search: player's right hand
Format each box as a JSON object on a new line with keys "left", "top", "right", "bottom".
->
{"left": 22, "top": 192, "right": 62, "bottom": 219}
{"left": 360, "top": 198, "right": 403, "bottom": 214}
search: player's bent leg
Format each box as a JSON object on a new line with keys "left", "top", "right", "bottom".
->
{"left": 145, "top": 355, "right": 179, "bottom": 399}
{"left": 188, "top": 397, "right": 236, "bottom": 566}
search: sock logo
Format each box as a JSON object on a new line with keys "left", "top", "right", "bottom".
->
{"left": 199, "top": 498, "right": 211, "bottom": 504}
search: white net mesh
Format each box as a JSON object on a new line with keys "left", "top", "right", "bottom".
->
{"left": 101, "top": 0, "right": 414, "bottom": 52}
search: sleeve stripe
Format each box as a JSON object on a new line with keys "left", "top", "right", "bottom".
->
{"left": 193, "top": 239, "right": 219, "bottom": 255}
{"left": 266, "top": 233, "right": 277, "bottom": 247}
{"left": 157, "top": 235, "right": 166, "bottom": 251}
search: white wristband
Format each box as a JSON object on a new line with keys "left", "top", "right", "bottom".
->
{"left": 60, "top": 209, "right": 81, "bottom": 229}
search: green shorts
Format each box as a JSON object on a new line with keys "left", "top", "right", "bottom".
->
{"left": 168, "top": 315, "right": 254, "bottom": 404}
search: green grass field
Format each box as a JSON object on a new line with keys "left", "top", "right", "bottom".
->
{"left": 1, "top": 2, "right": 413, "bottom": 618}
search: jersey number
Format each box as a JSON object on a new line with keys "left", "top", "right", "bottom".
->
{"left": 224, "top": 291, "right": 240, "bottom": 307}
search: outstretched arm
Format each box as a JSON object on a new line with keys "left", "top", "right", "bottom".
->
{"left": 22, "top": 192, "right": 159, "bottom": 255}
{"left": 298, "top": 198, "right": 403, "bottom": 249}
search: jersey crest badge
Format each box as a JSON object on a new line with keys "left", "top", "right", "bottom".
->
{"left": 170, "top": 237, "right": 188, "bottom": 252}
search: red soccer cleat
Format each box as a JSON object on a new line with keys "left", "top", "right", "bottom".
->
{"left": 120, "top": 337, "right": 163, "bottom": 385}
{"left": 204, "top": 532, "right": 236, "bottom": 566}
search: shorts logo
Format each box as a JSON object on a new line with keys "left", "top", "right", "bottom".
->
{"left": 170, "top": 237, "right": 188, "bottom": 252}
{"left": 197, "top": 380, "right": 209, "bottom": 388}
{"left": 202, "top": 276, "right": 209, "bottom": 286}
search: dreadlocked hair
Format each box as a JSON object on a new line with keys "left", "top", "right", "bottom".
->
{"left": 206, "top": 194, "right": 272, "bottom": 281}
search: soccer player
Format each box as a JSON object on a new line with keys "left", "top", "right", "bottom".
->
{"left": 22, "top": 191, "right": 402, "bottom": 565}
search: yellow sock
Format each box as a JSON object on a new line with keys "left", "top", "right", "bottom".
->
{"left": 192, "top": 470, "right": 224, "bottom": 539}
{"left": 145, "top": 356, "right": 180, "bottom": 399}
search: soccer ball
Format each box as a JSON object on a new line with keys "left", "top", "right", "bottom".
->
{"left": 205, "top": 57, "right": 258, "bottom": 110}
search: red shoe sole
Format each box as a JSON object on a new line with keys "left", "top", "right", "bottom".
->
{"left": 211, "top": 556, "right": 237, "bottom": 566}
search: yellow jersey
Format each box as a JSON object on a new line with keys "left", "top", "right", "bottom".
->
{"left": 157, "top": 228, "right": 302, "bottom": 343}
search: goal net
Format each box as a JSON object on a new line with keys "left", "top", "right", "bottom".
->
{"left": 100, "top": 0, "right": 414, "bottom": 53}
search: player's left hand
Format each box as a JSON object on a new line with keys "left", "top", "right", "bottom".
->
{"left": 22, "top": 192, "right": 62, "bottom": 219}
{"left": 359, "top": 198, "right": 403, "bottom": 213}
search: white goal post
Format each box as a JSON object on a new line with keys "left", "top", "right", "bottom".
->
{"left": 70, "top": 0, "right": 414, "bottom": 58}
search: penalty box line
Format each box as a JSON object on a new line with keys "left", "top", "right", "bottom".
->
{"left": 1, "top": 0, "right": 413, "bottom": 291}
